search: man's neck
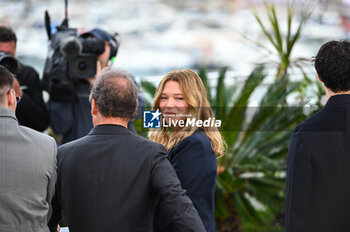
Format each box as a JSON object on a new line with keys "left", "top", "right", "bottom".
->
{"left": 0, "top": 104, "right": 15, "bottom": 113}
{"left": 94, "top": 116, "right": 128, "bottom": 128}
{"left": 325, "top": 89, "right": 350, "bottom": 99}
{"left": 322, "top": 83, "right": 350, "bottom": 98}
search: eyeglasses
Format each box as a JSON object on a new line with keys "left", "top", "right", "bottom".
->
{"left": 15, "top": 93, "right": 21, "bottom": 103}
{"left": 7, "top": 89, "right": 21, "bottom": 103}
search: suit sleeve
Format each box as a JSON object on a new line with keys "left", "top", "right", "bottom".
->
{"left": 285, "top": 129, "right": 313, "bottom": 232}
{"left": 47, "top": 138, "right": 58, "bottom": 210}
{"left": 47, "top": 138, "right": 60, "bottom": 231}
{"left": 48, "top": 145, "right": 63, "bottom": 231}
{"left": 15, "top": 67, "right": 49, "bottom": 131}
{"left": 151, "top": 147, "right": 206, "bottom": 232}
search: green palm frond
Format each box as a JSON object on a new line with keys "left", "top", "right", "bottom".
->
{"left": 222, "top": 66, "right": 265, "bottom": 149}
{"left": 252, "top": 2, "right": 312, "bottom": 78}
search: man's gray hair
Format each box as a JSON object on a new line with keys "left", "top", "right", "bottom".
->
{"left": 90, "top": 68, "right": 138, "bottom": 120}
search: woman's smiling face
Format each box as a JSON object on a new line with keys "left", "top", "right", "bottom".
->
{"left": 159, "top": 80, "right": 190, "bottom": 126}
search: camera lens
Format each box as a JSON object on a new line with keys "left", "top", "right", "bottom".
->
{"left": 78, "top": 61, "right": 87, "bottom": 70}
{"left": 0, "top": 56, "right": 18, "bottom": 74}
{"left": 1, "top": 60, "right": 10, "bottom": 69}
{"left": 69, "top": 54, "right": 97, "bottom": 79}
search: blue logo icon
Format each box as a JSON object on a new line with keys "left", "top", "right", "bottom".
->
{"left": 143, "top": 109, "right": 161, "bottom": 128}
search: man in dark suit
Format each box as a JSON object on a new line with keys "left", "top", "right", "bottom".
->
{"left": 285, "top": 40, "right": 350, "bottom": 232}
{"left": 49, "top": 68, "right": 205, "bottom": 232}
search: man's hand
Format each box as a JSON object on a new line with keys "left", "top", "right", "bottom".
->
{"left": 13, "top": 77, "right": 23, "bottom": 97}
{"left": 88, "top": 60, "right": 103, "bottom": 85}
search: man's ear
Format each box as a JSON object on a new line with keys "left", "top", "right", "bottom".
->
{"left": 7, "top": 89, "right": 16, "bottom": 111}
{"left": 317, "top": 74, "right": 323, "bottom": 82}
{"left": 91, "top": 98, "right": 98, "bottom": 117}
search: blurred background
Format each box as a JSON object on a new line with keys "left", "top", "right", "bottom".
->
{"left": 1, "top": 0, "right": 350, "bottom": 81}
{"left": 2, "top": 0, "right": 350, "bottom": 231}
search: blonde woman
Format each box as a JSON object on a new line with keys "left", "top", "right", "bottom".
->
{"left": 149, "top": 69, "right": 224, "bottom": 232}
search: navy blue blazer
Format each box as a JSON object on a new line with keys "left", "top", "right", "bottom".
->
{"left": 285, "top": 95, "right": 350, "bottom": 232}
{"left": 154, "top": 130, "right": 217, "bottom": 232}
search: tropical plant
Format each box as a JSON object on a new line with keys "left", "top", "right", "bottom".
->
{"left": 206, "top": 66, "right": 308, "bottom": 232}
{"left": 212, "top": 2, "right": 319, "bottom": 231}
{"left": 248, "top": 2, "right": 313, "bottom": 79}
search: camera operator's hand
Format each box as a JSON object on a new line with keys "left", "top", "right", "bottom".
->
{"left": 13, "top": 77, "right": 23, "bottom": 97}
{"left": 96, "top": 59, "right": 102, "bottom": 75}
{"left": 98, "top": 41, "right": 110, "bottom": 68}
{"left": 87, "top": 60, "right": 102, "bottom": 85}
{"left": 87, "top": 78, "right": 95, "bottom": 85}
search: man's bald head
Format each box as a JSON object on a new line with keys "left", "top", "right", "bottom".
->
{"left": 90, "top": 68, "right": 138, "bottom": 120}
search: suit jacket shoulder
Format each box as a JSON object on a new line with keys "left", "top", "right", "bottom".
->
{"left": 294, "top": 105, "right": 347, "bottom": 134}
{"left": 58, "top": 127, "right": 166, "bottom": 161}
{"left": 170, "top": 130, "right": 213, "bottom": 158}
{"left": 20, "top": 124, "right": 55, "bottom": 143}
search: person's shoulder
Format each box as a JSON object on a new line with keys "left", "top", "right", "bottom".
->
{"left": 18, "top": 62, "right": 37, "bottom": 73}
{"left": 170, "top": 130, "right": 214, "bottom": 160}
{"left": 17, "top": 62, "right": 39, "bottom": 80}
{"left": 19, "top": 126, "right": 56, "bottom": 154}
{"left": 57, "top": 136, "right": 89, "bottom": 162}
{"left": 132, "top": 133, "right": 166, "bottom": 153}
{"left": 20, "top": 125, "right": 54, "bottom": 142}
{"left": 58, "top": 135, "right": 88, "bottom": 151}
{"left": 293, "top": 107, "right": 340, "bottom": 134}
{"left": 177, "top": 130, "right": 211, "bottom": 149}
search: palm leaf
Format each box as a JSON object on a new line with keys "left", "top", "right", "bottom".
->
{"left": 198, "top": 66, "right": 212, "bottom": 105}
{"left": 141, "top": 80, "right": 156, "bottom": 96}
{"left": 268, "top": 5, "right": 283, "bottom": 55}
{"left": 223, "top": 66, "right": 265, "bottom": 148}
{"left": 215, "top": 67, "right": 229, "bottom": 119}
{"left": 252, "top": 10, "right": 279, "bottom": 52}
{"left": 232, "top": 192, "right": 265, "bottom": 226}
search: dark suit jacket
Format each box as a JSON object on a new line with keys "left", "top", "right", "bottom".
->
{"left": 285, "top": 95, "right": 350, "bottom": 232}
{"left": 15, "top": 63, "right": 49, "bottom": 132}
{"left": 50, "top": 124, "right": 205, "bottom": 232}
{"left": 155, "top": 130, "right": 217, "bottom": 232}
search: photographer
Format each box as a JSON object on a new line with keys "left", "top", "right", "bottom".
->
{"left": 45, "top": 28, "right": 144, "bottom": 144}
{"left": 0, "top": 26, "right": 49, "bottom": 132}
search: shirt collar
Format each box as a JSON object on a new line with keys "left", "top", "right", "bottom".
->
{"left": 88, "top": 124, "right": 131, "bottom": 135}
{"left": 0, "top": 107, "right": 17, "bottom": 121}
{"left": 325, "top": 94, "right": 350, "bottom": 107}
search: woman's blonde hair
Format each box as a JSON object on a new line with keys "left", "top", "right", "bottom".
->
{"left": 148, "top": 69, "right": 224, "bottom": 157}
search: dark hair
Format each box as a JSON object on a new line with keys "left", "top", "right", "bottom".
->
{"left": 0, "top": 26, "right": 17, "bottom": 43}
{"left": 90, "top": 68, "right": 138, "bottom": 120}
{"left": 0, "top": 65, "right": 14, "bottom": 102}
{"left": 315, "top": 40, "right": 350, "bottom": 92}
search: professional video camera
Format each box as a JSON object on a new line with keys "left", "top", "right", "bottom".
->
{"left": 0, "top": 51, "right": 18, "bottom": 74}
{"left": 53, "top": 29, "right": 106, "bottom": 79}
{"left": 42, "top": 0, "right": 119, "bottom": 102}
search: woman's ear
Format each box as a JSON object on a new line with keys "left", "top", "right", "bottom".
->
{"left": 317, "top": 74, "right": 323, "bottom": 82}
